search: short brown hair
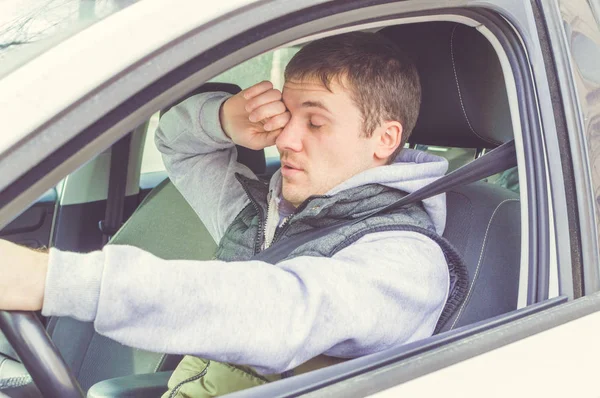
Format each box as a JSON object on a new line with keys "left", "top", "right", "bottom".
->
{"left": 285, "top": 31, "right": 421, "bottom": 163}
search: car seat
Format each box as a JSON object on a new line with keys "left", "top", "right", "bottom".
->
{"left": 380, "top": 22, "right": 521, "bottom": 331}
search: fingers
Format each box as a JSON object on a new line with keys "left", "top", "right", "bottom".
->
{"left": 245, "top": 88, "right": 281, "bottom": 113}
{"left": 247, "top": 128, "right": 282, "bottom": 150}
{"left": 249, "top": 100, "right": 287, "bottom": 124}
{"left": 263, "top": 111, "right": 290, "bottom": 131}
{"left": 242, "top": 81, "right": 273, "bottom": 100}
{"left": 263, "top": 129, "right": 282, "bottom": 146}
{"left": 242, "top": 83, "right": 288, "bottom": 128}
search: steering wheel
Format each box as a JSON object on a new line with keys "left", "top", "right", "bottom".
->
{"left": 0, "top": 310, "right": 83, "bottom": 397}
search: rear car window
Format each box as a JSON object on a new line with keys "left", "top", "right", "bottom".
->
{"left": 414, "top": 145, "right": 477, "bottom": 172}
{"left": 415, "top": 144, "right": 519, "bottom": 193}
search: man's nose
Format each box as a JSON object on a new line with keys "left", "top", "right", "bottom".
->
{"left": 275, "top": 118, "right": 303, "bottom": 153}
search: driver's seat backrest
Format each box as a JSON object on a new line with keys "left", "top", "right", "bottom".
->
{"left": 380, "top": 22, "right": 522, "bottom": 332}
{"left": 45, "top": 83, "right": 248, "bottom": 392}
{"left": 441, "top": 183, "right": 520, "bottom": 330}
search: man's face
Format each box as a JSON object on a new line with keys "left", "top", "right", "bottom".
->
{"left": 277, "top": 78, "right": 380, "bottom": 207}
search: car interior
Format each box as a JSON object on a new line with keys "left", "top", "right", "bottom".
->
{"left": 0, "top": 20, "right": 523, "bottom": 397}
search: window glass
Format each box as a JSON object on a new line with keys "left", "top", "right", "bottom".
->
{"left": 211, "top": 47, "right": 299, "bottom": 91}
{"left": 0, "top": 0, "right": 139, "bottom": 79}
{"left": 414, "top": 144, "right": 519, "bottom": 193}
{"left": 141, "top": 113, "right": 162, "bottom": 174}
{"left": 415, "top": 145, "right": 477, "bottom": 172}
{"left": 140, "top": 47, "right": 300, "bottom": 175}
{"left": 489, "top": 167, "right": 520, "bottom": 193}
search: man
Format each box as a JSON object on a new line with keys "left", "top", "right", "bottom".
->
{"left": 0, "top": 32, "right": 461, "bottom": 396}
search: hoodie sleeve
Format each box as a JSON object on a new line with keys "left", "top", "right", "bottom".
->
{"left": 42, "top": 230, "right": 449, "bottom": 375}
{"left": 154, "top": 91, "right": 255, "bottom": 243}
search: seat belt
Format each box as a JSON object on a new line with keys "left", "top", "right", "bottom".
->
{"left": 99, "top": 133, "right": 132, "bottom": 245}
{"left": 252, "top": 140, "right": 517, "bottom": 263}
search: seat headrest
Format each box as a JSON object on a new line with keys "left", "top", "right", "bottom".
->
{"left": 380, "top": 22, "right": 513, "bottom": 148}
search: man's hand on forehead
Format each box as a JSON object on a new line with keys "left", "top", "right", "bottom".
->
{"left": 219, "top": 81, "right": 290, "bottom": 150}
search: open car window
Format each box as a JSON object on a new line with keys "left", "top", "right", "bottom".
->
{"left": 2, "top": 0, "right": 595, "bottom": 395}
{"left": 140, "top": 47, "right": 299, "bottom": 175}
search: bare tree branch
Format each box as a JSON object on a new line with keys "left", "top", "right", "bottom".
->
{"left": 0, "top": 40, "right": 33, "bottom": 50}
{"left": 0, "top": 0, "right": 79, "bottom": 57}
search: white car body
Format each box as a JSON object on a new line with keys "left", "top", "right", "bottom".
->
{"left": 0, "top": 0, "right": 599, "bottom": 397}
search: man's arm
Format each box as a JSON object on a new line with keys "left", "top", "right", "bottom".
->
{"left": 155, "top": 81, "right": 289, "bottom": 242}
{"left": 41, "top": 231, "right": 449, "bottom": 375}
{"left": 0, "top": 240, "right": 47, "bottom": 311}
{"left": 154, "top": 92, "right": 249, "bottom": 243}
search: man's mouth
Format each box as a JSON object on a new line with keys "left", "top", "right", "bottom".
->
{"left": 281, "top": 160, "right": 304, "bottom": 177}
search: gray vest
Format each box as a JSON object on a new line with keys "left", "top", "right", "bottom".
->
{"left": 215, "top": 174, "right": 467, "bottom": 332}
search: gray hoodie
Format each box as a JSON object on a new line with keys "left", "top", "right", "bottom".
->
{"left": 43, "top": 92, "right": 450, "bottom": 375}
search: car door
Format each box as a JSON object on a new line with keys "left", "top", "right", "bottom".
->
{"left": 0, "top": 0, "right": 597, "bottom": 397}
{"left": 0, "top": 188, "right": 56, "bottom": 250}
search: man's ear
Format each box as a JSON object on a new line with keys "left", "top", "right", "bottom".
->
{"left": 374, "top": 121, "right": 403, "bottom": 161}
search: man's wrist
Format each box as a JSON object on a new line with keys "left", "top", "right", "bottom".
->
{"left": 31, "top": 251, "right": 49, "bottom": 310}
{"left": 219, "top": 100, "right": 232, "bottom": 139}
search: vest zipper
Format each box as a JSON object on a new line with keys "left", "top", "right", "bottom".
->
{"left": 270, "top": 195, "right": 330, "bottom": 245}
{"left": 235, "top": 173, "right": 337, "bottom": 253}
{"left": 262, "top": 209, "right": 270, "bottom": 250}
{"left": 262, "top": 191, "right": 278, "bottom": 250}
{"left": 168, "top": 360, "right": 210, "bottom": 398}
{"left": 237, "top": 179, "right": 266, "bottom": 255}
{"left": 272, "top": 215, "right": 293, "bottom": 244}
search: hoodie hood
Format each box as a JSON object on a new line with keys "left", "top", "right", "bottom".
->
{"left": 269, "top": 149, "right": 448, "bottom": 235}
